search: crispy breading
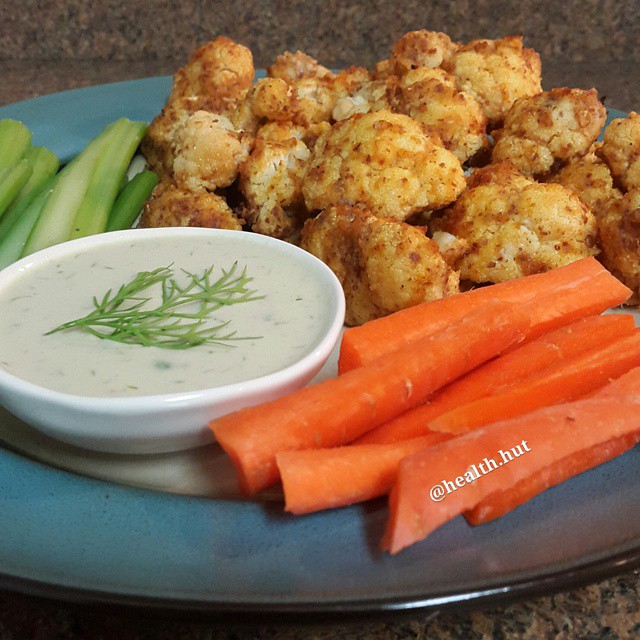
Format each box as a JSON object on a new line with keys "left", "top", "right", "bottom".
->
{"left": 238, "top": 122, "right": 311, "bottom": 240}
{"left": 301, "top": 204, "right": 459, "bottom": 325}
{"left": 172, "top": 111, "right": 251, "bottom": 192}
{"left": 597, "top": 112, "right": 640, "bottom": 192}
{"left": 597, "top": 189, "right": 640, "bottom": 303}
{"left": 397, "top": 68, "right": 490, "bottom": 163}
{"left": 372, "top": 59, "right": 394, "bottom": 81}
{"left": 492, "top": 88, "right": 606, "bottom": 178}
{"left": 549, "top": 144, "right": 623, "bottom": 214}
{"left": 443, "top": 36, "right": 542, "bottom": 128}
{"left": 303, "top": 110, "right": 466, "bottom": 220}
{"left": 332, "top": 79, "right": 398, "bottom": 121}
{"left": 170, "top": 37, "right": 255, "bottom": 115}
{"left": 139, "top": 183, "right": 243, "bottom": 230}
{"left": 267, "top": 50, "right": 334, "bottom": 82}
{"left": 433, "top": 162, "right": 599, "bottom": 283}
{"left": 390, "top": 30, "right": 458, "bottom": 75}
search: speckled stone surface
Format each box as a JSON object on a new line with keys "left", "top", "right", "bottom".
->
{"left": 1, "top": 2, "right": 640, "bottom": 636}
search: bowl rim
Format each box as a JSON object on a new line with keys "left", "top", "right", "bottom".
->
{"left": 0, "top": 227, "right": 346, "bottom": 413}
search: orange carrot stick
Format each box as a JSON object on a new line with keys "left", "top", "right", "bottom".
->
{"left": 465, "top": 365, "right": 640, "bottom": 524}
{"left": 429, "top": 329, "right": 640, "bottom": 435}
{"left": 382, "top": 395, "right": 640, "bottom": 554}
{"left": 211, "top": 300, "right": 530, "bottom": 495}
{"left": 277, "top": 433, "right": 452, "bottom": 515}
{"left": 357, "top": 314, "right": 636, "bottom": 444}
{"left": 339, "top": 258, "right": 631, "bottom": 373}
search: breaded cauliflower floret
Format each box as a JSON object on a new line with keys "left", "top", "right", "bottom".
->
{"left": 390, "top": 30, "right": 458, "bottom": 75}
{"left": 549, "top": 144, "right": 623, "bottom": 215}
{"left": 301, "top": 204, "right": 459, "bottom": 325}
{"left": 597, "top": 189, "right": 640, "bottom": 302}
{"left": 238, "top": 123, "right": 311, "bottom": 241}
{"left": 443, "top": 36, "right": 542, "bottom": 128}
{"left": 433, "top": 162, "right": 598, "bottom": 283}
{"left": 172, "top": 111, "right": 251, "bottom": 192}
{"left": 492, "top": 88, "right": 606, "bottom": 178}
{"left": 139, "top": 183, "right": 243, "bottom": 230}
{"left": 267, "top": 50, "right": 334, "bottom": 82}
{"left": 332, "top": 79, "right": 397, "bottom": 121}
{"left": 372, "top": 59, "right": 394, "bottom": 81}
{"left": 303, "top": 110, "right": 466, "bottom": 220}
{"left": 597, "top": 112, "right": 640, "bottom": 192}
{"left": 170, "top": 37, "right": 255, "bottom": 115}
{"left": 397, "top": 68, "right": 490, "bottom": 163}
{"left": 141, "top": 99, "right": 192, "bottom": 179}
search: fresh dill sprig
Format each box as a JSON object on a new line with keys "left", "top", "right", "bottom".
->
{"left": 46, "top": 262, "right": 264, "bottom": 349}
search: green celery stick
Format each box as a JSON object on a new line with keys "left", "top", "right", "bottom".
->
{"left": 0, "top": 177, "right": 55, "bottom": 269}
{"left": 21, "top": 123, "right": 118, "bottom": 256}
{"left": 0, "top": 120, "right": 32, "bottom": 171}
{"left": 71, "top": 120, "right": 147, "bottom": 239}
{"left": 106, "top": 170, "right": 159, "bottom": 232}
{"left": 0, "top": 146, "right": 59, "bottom": 233}
{"left": 0, "top": 158, "right": 33, "bottom": 218}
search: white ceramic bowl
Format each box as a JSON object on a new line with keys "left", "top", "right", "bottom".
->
{"left": 0, "top": 228, "right": 345, "bottom": 454}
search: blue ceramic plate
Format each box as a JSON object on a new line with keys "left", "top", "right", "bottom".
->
{"left": 0, "top": 79, "right": 638, "bottom": 620}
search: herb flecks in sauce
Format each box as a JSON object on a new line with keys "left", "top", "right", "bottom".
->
{"left": 46, "top": 263, "right": 264, "bottom": 350}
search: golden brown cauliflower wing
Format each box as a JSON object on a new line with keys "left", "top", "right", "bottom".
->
{"left": 549, "top": 144, "right": 623, "bottom": 215}
{"left": 397, "top": 68, "right": 490, "bottom": 164}
{"left": 139, "top": 183, "right": 243, "bottom": 230}
{"left": 302, "top": 110, "right": 466, "bottom": 220}
{"left": 301, "top": 205, "right": 459, "bottom": 326}
{"left": 597, "top": 112, "right": 640, "bottom": 192}
{"left": 443, "top": 36, "right": 542, "bottom": 128}
{"left": 492, "top": 88, "right": 606, "bottom": 178}
{"left": 166, "top": 37, "right": 254, "bottom": 119}
{"left": 332, "top": 79, "right": 398, "bottom": 121}
{"left": 238, "top": 123, "right": 311, "bottom": 241}
{"left": 433, "top": 162, "right": 598, "bottom": 283}
{"left": 390, "top": 30, "right": 458, "bottom": 75}
{"left": 172, "top": 111, "right": 252, "bottom": 192}
{"left": 170, "top": 37, "right": 254, "bottom": 115}
{"left": 597, "top": 189, "right": 640, "bottom": 302}
{"left": 267, "top": 50, "right": 333, "bottom": 82}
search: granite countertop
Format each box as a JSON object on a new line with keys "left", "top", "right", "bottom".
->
{"left": 0, "top": 58, "right": 639, "bottom": 639}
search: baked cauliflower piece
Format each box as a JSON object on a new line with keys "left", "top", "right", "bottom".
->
{"left": 238, "top": 122, "right": 311, "bottom": 240}
{"left": 397, "top": 68, "right": 490, "bottom": 164}
{"left": 597, "top": 189, "right": 640, "bottom": 302}
{"left": 442, "top": 36, "right": 542, "bottom": 128}
{"left": 549, "top": 144, "right": 622, "bottom": 215}
{"left": 301, "top": 204, "right": 459, "bottom": 325}
{"left": 390, "top": 30, "right": 458, "bottom": 75}
{"left": 332, "top": 79, "right": 397, "bottom": 121}
{"left": 492, "top": 88, "right": 606, "bottom": 178}
{"left": 172, "top": 111, "right": 252, "bottom": 192}
{"left": 433, "top": 162, "right": 599, "bottom": 283}
{"left": 597, "top": 112, "right": 640, "bottom": 192}
{"left": 170, "top": 36, "right": 255, "bottom": 115}
{"left": 303, "top": 110, "right": 466, "bottom": 220}
{"left": 139, "top": 183, "right": 243, "bottom": 230}
{"left": 267, "top": 50, "right": 333, "bottom": 82}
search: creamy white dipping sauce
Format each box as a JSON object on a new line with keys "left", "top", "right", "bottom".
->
{"left": 0, "top": 233, "right": 332, "bottom": 397}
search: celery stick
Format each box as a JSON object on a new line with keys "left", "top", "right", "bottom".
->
{"left": 0, "top": 147, "right": 59, "bottom": 240}
{"left": 0, "top": 120, "right": 31, "bottom": 171}
{"left": 21, "top": 124, "right": 116, "bottom": 256}
{"left": 0, "top": 158, "right": 32, "bottom": 218}
{"left": 0, "top": 178, "right": 55, "bottom": 269}
{"left": 106, "top": 170, "right": 159, "bottom": 231}
{"left": 71, "top": 120, "right": 147, "bottom": 239}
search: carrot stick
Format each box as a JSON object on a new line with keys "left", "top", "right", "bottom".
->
{"left": 277, "top": 433, "right": 452, "bottom": 515}
{"left": 464, "top": 434, "right": 639, "bottom": 525}
{"left": 465, "top": 365, "right": 640, "bottom": 524}
{"left": 339, "top": 258, "right": 631, "bottom": 373}
{"left": 382, "top": 395, "right": 640, "bottom": 554}
{"left": 357, "top": 314, "right": 635, "bottom": 444}
{"left": 429, "top": 329, "right": 640, "bottom": 435}
{"left": 211, "top": 300, "right": 530, "bottom": 495}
